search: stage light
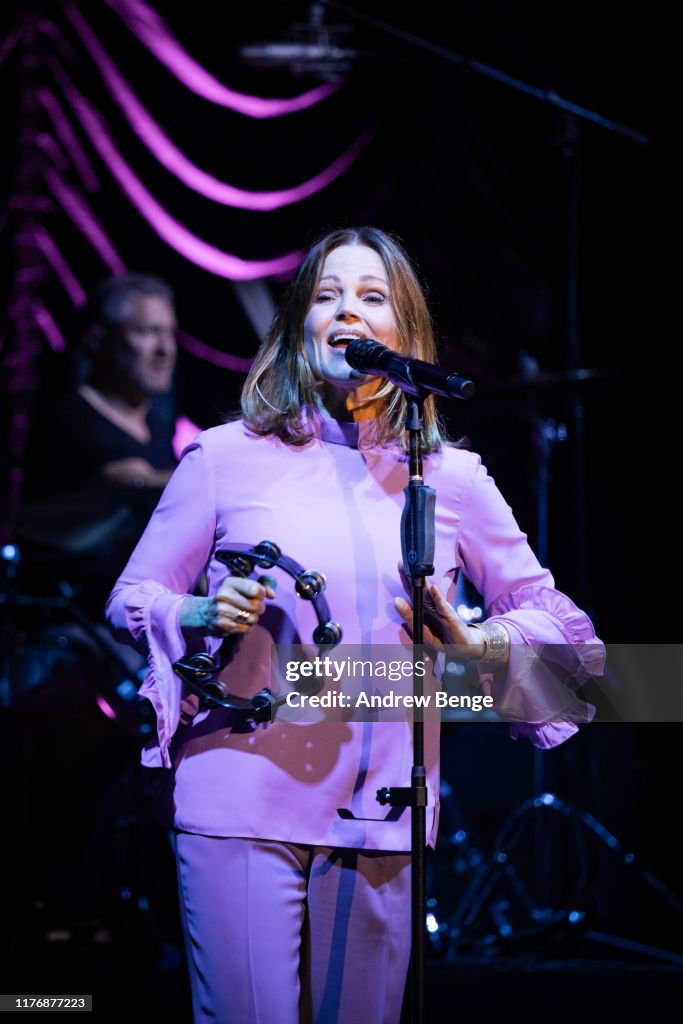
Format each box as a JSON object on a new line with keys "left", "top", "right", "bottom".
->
{"left": 1, "top": 543, "right": 20, "bottom": 564}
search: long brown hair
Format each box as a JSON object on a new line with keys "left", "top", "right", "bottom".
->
{"left": 241, "top": 226, "right": 449, "bottom": 452}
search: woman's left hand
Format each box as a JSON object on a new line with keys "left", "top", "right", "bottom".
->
{"left": 394, "top": 585, "right": 485, "bottom": 661}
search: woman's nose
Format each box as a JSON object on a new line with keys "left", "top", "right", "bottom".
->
{"left": 334, "top": 293, "right": 360, "bottom": 321}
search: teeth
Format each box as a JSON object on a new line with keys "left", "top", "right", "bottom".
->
{"left": 329, "top": 334, "right": 362, "bottom": 346}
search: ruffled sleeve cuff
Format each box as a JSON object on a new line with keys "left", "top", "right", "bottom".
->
{"left": 479, "top": 584, "right": 606, "bottom": 750}
{"left": 118, "top": 582, "right": 188, "bottom": 768}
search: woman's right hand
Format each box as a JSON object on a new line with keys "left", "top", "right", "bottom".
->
{"left": 180, "top": 576, "right": 276, "bottom": 637}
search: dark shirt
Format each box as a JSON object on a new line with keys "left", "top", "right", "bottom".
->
{"left": 19, "top": 393, "right": 178, "bottom": 615}
{"left": 29, "top": 392, "right": 176, "bottom": 497}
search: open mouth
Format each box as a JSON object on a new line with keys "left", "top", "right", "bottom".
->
{"left": 328, "top": 334, "right": 364, "bottom": 349}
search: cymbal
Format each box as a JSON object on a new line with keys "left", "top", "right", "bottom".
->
{"left": 487, "top": 367, "right": 620, "bottom": 393}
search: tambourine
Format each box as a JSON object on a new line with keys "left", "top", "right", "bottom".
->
{"left": 173, "top": 540, "right": 342, "bottom": 723}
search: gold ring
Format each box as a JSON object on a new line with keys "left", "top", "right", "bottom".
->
{"left": 234, "top": 609, "right": 250, "bottom": 624}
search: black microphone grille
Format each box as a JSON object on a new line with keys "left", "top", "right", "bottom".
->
{"left": 344, "top": 337, "right": 385, "bottom": 371}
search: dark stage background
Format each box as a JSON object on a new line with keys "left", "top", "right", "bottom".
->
{"left": 0, "top": 1, "right": 680, "bottom": 1019}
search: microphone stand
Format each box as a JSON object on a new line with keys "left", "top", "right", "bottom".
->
{"left": 378, "top": 396, "right": 435, "bottom": 1024}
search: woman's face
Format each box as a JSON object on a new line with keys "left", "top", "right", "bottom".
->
{"left": 303, "top": 244, "right": 399, "bottom": 389}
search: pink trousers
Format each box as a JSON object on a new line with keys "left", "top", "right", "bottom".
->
{"left": 174, "top": 834, "right": 412, "bottom": 1024}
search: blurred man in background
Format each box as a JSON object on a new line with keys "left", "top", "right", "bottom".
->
{"left": 20, "top": 273, "right": 188, "bottom": 607}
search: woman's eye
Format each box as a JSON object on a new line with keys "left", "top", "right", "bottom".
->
{"left": 314, "top": 291, "right": 336, "bottom": 303}
{"left": 363, "top": 292, "right": 386, "bottom": 304}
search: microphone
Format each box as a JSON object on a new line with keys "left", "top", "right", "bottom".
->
{"left": 344, "top": 339, "right": 475, "bottom": 401}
